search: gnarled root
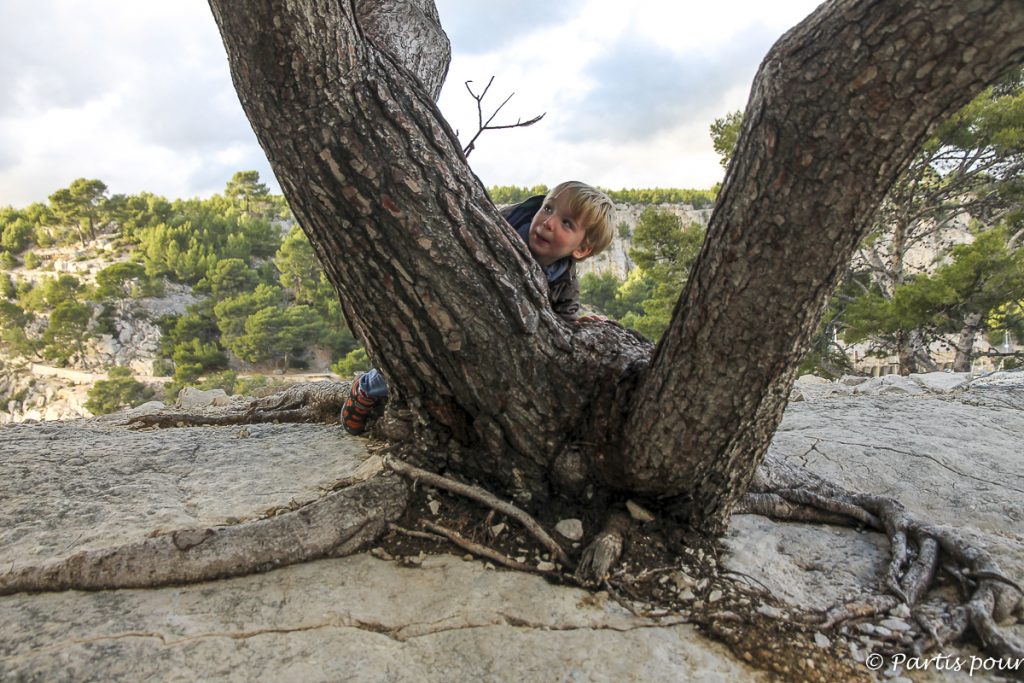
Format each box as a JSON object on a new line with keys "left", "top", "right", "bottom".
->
{"left": 0, "top": 474, "right": 407, "bottom": 595}
{"left": 128, "top": 380, "right": 352, "bottom": 429}
{"left": 743, "top": 452, "right": 1024, "bottom": 660}
{"left": 575, "top": 511, "right": 631, "bottom": 587}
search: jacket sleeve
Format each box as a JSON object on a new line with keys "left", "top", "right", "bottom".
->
{"left": 549, "top": 269, "right": 580, "bottom": 323}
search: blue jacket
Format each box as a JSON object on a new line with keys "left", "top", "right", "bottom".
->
{"left": 501, "top": 195, "right": 580, "bottom": 322}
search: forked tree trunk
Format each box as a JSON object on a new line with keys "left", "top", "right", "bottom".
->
{"left": 209, "top": 0, "right": 1024, "bottom": 532}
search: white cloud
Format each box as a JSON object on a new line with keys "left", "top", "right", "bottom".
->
{"left": 0, "top": 0, "right": 824, "bottom": 207}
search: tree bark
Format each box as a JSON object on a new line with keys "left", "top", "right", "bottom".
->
{"left": 953, "top": 312, "right": 983, "bottom": 372}
{"left": 209, "top": 0, "right": 1024, "bottom": 530}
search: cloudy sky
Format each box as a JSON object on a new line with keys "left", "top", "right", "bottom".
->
{"left": 0, "top": 0, "right": 822, "bottom": 208}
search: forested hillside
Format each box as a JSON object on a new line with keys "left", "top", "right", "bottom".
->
{"left": 2, "top": 64, "right": 1022, "bottom": 421}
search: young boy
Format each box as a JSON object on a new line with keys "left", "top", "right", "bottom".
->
{"left": 342, "top": 180, "right": 615, "bottom": 435}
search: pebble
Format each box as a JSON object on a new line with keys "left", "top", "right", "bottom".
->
{"left": 756, "top": 604, "right": 784, "bottom": 619}
{"left": 879, "top": 618, "right": 910, "bottom": 632}
{"left": 625, "top": 500, "right": 655, "bottom": 522}
{"left": 813, "top": 632, "right": 830, "bottom": 649}
{"left": 679, "top": 589, "right": 695, "bottom": 601}
{"left": 536, "top": 561, "right": 556, "bottom": 571}
{"left": 490, "top": 523, "right": 506, "bottom": 538}
{"left": 708, "top": 590, "right": 723, "bottom": 603}
{"left": 890, "top": 603, "right": 911, "bottom": 619}
{"left": 671, "top": 571, "right": 695, "bottom": 590}
{"left": 428, "top": 500, "right": 441, "bottom": 515}
{"left": 554, "top": 518, "right": 584, "bottom": 541}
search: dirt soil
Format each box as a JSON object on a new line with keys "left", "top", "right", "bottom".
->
{"left": 374, "top": 470, "right": 871, "bottom": 682}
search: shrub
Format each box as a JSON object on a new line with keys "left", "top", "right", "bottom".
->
{"left": 23, "top": 252, "right": 41, "bottom": 269}
{"left": 85, "top": 367, "right": 155, "bottom": 415}
{"left": 331, "top": 347, "right": 370, "bottom": 376}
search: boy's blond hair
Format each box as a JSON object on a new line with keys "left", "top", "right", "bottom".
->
{"left": 546, "top": 181, "right": 615, "bottom": 258}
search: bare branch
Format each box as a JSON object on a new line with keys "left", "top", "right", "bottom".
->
{"left": 461, "top": 76, "right": 545, "bottom": 157}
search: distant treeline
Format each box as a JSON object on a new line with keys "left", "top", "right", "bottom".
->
{"left": 487, "top": 185, "right": 717, "bottom": 209}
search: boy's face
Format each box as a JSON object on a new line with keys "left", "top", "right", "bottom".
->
{"left": 527, "top": 192, "right": 593, "bottom": 267}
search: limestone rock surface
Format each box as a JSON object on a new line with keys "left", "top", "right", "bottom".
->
{"left": 2, "top": 373, "right": 1023, "bottom": 681}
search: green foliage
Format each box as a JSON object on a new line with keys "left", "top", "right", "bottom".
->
{"left": 487, "top": 185, "right": 716, "bottom": 209}
{"left": 171, "top": 338, "right": 229, "bottom": 382}
{"left": 580, "top": 272, "right": 621, "bottom": 316}
{"left": 617, "top": 222, "right": 631, "bottom": 240}
{"left": 105, "top": 192, "right": 174, "bottom": 238}
{"left": 0, "top": 301, "right": 39, "bottom": 357}
{"left": 618, "top": 208, "right": 706, "bottom": 340}
{"left": 48, "top": 178, "right": 109, "bottom": 245}
{"left": 605, "top": 188, "right": 715, "bottom": 208}
{"left": 19, "top": 275, "right": 83, "bottom": 312}
{"left": 42, "top": 300, "right": 92, "bottom": 365}
{"left": 0, "top": 251, "right": 16, "bottom": 269}
{"left": 274, "top": 227, "right": 321, "bottom": 304}
{"left": 95, "top": 261, "right": 162, "bottom": 300}
{"left": 332, "top": 347, "right": 370, "bottom": 376}
{"left": 85, "top": 366, "right": 154, "bottom": 415}
{"left": 224, "top": 171, "right": 276, "bottom": 219}
{"left": 135, "top": 198, "right": 281, "bottom": 285}
{"left": 202, "top": 257, "right": 259, "bottom": 298}
{"left": 230, "top": 304, "right": 325, "bottom": 368}
{"left": 710, "top": 110, "right": 743, "bottom": 168}
{"left": 0, "top": 274, "right": 14, "bottom": 300}
{"left": 844, "top": 227, "right": 1024, "bottom": 362}
{"left": 0, "top": 208, "right": 35, "bottom": 253}
{"left": 488, "top": 185, "right": 550, "bottom": 205}
{"left": 23, "top": 251, "right": 41, "bottom": 269}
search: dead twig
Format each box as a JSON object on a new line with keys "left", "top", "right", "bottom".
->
{"left": 461, "top": 76, "right": 545, "bottom": 157}
{"left": 421, "top": 520, "right": 546, "bottom": 574}
{"left": 384, "top": 456, "right": 573, "bottom": 568}
{"left": 387, "top": 523, "right": 445, "bottom": 543}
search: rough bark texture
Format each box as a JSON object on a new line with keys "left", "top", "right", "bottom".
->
{"left": 209, "top": 0, "right": 1024, "bottom": 530}
{"left": 0, "top": 475, "right": 407, "bottom": 595}
{"left": 620, "top": 0, "right": 1024, "bottom": 529}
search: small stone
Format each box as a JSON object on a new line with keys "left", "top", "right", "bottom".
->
{"left": 537, "top": 561, "right": 556, "bottom": 572}
{"left": 671, "top": 571, "right": 695, "bottom": 590}
{"left": 428, "top": 500, "right": 441, "bottom": 515}
{"left": 708, "top": 590, "right": 723, "bottom": 603}
{"left": 879, "top": 618, "right": 910, "bottom": 632}
{"left": 625, "top": 500, "right": 655, "bottom": 522}
{"left": 813, "top": 632, "right": 830, "bottom": 649}
{"left": 756, "top": 604, "right": 784, "bottom": 619}
{"left": 490, "top": 523, "right": 506, "bottom": 538}
{"left": 890, "top": 603, "right": 911, "bottom": 619}
{"left": 554, "top": 518, "right": 584, "bottom": 541}
{"left": 515, "top": 556, "right": 526, "bottom": 563}
{"left": 679, "top": 589, "right": 695, "bottom": 601}
{"left": 462, "top": 554, "right": 473, "bottom": 561}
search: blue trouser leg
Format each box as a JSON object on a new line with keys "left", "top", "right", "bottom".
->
{"left": 358, "top": 368, "right": 390, "bottom": 400}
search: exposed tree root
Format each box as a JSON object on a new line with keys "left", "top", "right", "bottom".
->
{"left": 383, "top": 455, "right": 573, "bottom": 568}
{"left": 575, "top": 511, "right": 631, "bottom": 587}
{"left": 420, "top": 520, "right": 545, "bottom": 574}
{"left": 745, "top": 452, "right": 1024, "bottom": 660}
{"left": 0, "top": 474, "right": 407, "bottom": 595}
{"left": 128, "top": 381, "right": 351, "bottom": 429}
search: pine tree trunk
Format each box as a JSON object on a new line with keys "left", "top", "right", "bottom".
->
{"left": 209, "top": 0, "right": 1024, "bottom": 530}
{"left": 953, "top": 312, "right": 984, "bottom": 373}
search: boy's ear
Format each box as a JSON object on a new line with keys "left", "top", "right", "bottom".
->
{"left": 572, "top": 243, "right": 593, "bottom": 260}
